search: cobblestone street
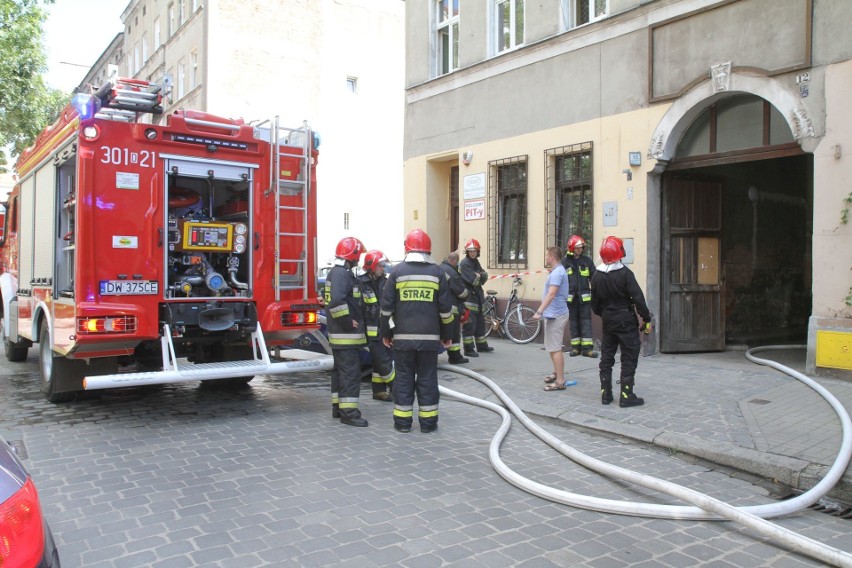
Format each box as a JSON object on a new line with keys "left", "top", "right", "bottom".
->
{"left": 1, "top": 354, "right": 849, "bottom": 567}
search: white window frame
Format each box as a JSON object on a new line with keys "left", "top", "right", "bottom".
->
{"left": 192, "top": 0, "right": 201, "bottom": 12}
{"left": 434, "top": 0, "right": 459, "bottom": 76}
{"left": 134, "top": 42, "right": 140, "bottom": 75}
{"left": 168, "top": 3, "right": 175, "bottom": 36}
{"left": 177, "top": 60, "right": 186, "bottom": 99}
{"left": 493, "top": 0, "right": 524, "bottom": 54}
{"left": 562, "top": 0, "right": 608, "bottom": 30}
{"left": 154, "top": 18, "right": 161, "bottom": 48}
{"left": 142, "top": 34, "right": 149, "bottom": 63}
{"left": 190, "top": 50, "right": 198, "bottom": 89}
{"left": 179, "top": 0, "right": 187, "bottom": 25}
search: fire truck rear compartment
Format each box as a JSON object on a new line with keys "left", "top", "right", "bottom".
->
{"left": 166, "top": 171, "right": 251, "bottom": 299}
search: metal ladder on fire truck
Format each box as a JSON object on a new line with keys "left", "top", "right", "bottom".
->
{"left": 267, "top": 117, "right": 313, "bottom": 303}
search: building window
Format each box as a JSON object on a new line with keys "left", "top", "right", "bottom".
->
{"left": 344, "top": 212, "right": 350, "bottom": 230}
{"left": 154, "top": 18, "right": 161, "bottom": 48}
{"left": 179, "top": 0, "right": 187, "bottom": 25}
{"left": 177, "top": 60, "right": 186, "bottom": 99}
{"left": 346, "top": 76, "right": 357, "bottom": 93}
{"left": 134, "top": 42, "right": 140, "bottom": 74}
{"left": 435, "top": 0, "right": 459, "bottom": 76}
{"left": 142, "top": 34, "right": 148, "bottom": 63}
{"left": 488, "top": 156, "right": 528, "bottom": 268}
{"left": 563, "top": 0, "right": 608, "bottom": 29}
{"left": 495, "top": 0, "right": 524, "bottom": 53}
{"left": 190, "top": 50, "right": 198, "bottom": 89}
{"left": 193, "top": 0, "right": 201, "bottom": 11}
{"left": 545, "top": 142, "right": 593, "bottom": 254}
{"left": 168, "top": 3, "right": 175, "bottom": 36}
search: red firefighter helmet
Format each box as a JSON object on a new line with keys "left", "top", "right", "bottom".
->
{"left": 335, "top": 237, "right": 365, "bottom": 262}
{"left": 464, "top": 239, "right": 481, "bottom": 251}
{"left": 404, "top": 229, "right": 432, "bottom": 254}
{"left": 362, "top": 249, "right": 387, "bottom": 272}
{"left": 599, "top": 236, "right": 626, "bottom": 264}
{"left": 566, "top": 235, "right": 586, "bottom": 255}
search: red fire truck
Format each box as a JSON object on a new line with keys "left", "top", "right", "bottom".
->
{"left": 0, "top": 78, "right": 332, "bottom": 402}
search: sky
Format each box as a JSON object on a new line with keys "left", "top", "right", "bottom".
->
{"left": 43, "top": 0, "right": 126, "bottom": 92}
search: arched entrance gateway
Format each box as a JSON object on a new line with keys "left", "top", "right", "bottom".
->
{"left": 647, "top": 71, "right": 817, "bottom": 353}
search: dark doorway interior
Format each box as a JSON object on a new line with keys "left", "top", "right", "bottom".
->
{"left": 682, "top": 154, "right": 813, "bottom": 346}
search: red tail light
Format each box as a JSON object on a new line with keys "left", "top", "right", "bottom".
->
{"left": 0, "top": 478, "right": 45, "bottom": 568}
{"left": 281, "top": 311, "right": 318, "bottom": 326}
{"left": 77, "top": 315, "right": 138, "bottom": 334}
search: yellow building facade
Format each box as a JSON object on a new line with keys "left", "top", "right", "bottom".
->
{"left": 404, "top": 0, "right": 852, "bottom": 376}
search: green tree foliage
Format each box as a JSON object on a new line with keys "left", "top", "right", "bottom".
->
{"left": 0, "top": 0, "right": 67, "bottom": 172}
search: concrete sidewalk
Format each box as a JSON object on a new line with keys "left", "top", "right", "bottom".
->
{"left": 436, "top": 338, "right": 852, "bottom": 503}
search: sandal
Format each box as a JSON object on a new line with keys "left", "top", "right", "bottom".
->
{"left": 544, "top": 373, "right": 557, "bottom": 384}
{"left": 544, "top": 381, "right": 566, "bottom": 391}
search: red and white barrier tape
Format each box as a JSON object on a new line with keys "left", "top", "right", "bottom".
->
{"left": 488, "top": 270, "right": 548, "bottom": 279}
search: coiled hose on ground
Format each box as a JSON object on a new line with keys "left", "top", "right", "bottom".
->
{"left": 436, "top": 345, "right": 852, "bottom": 567}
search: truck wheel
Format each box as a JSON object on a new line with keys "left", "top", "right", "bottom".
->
{"left": 2, "top": 317, "right": 28, "bottom": 362}
{"left": 39, "top": 326, "right": 79, "bottom": 403}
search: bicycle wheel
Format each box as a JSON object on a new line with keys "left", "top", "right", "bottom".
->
{"left": 504, "top": 303, "right": 541, "bottom": 344}
{"left": 482, "top": 302, "right": 500, "bottom": 338}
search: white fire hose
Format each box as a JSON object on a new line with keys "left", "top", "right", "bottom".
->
{"left": 435, "top": 345, "right": 852, "bottom": 567}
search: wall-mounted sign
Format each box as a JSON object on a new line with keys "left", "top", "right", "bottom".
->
{"left": 463, "top": 173, "right": 486, "bottom": 200}
{"left": 464, "top": 199, "right": 485, "bottom": 221}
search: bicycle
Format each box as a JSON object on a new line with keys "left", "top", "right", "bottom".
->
{"left": 480, "top": 275, "right": 541, "bottom": 344}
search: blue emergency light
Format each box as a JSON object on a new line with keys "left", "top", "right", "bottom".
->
{"left": 72, "top": 93, "right": 102, "bottom": 120}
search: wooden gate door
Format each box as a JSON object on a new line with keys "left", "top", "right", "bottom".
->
{"left": 661, "top": 177, "right": 724, "bottom": 352}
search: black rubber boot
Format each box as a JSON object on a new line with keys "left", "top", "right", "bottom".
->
{"left": 332, "top": 404, "right": 340, "bottom": 418}
{"left": 582, "top": 350, "right": 599, "bottom": 359}
{"left": 447, "top": 351, "right": 469, "bottom": 365}
{"left": 619, "top": 383, "right": 644, "bottom": 408}
{"left": 569, "top": 348, "right": 581, "bottom": 357}
{"left": 464, "top": 348, "right": 479, "bottom": 358}
{"left": 394, "top": 422, "right": 411, "bottom": 433}
{"left": 372, "top": 392, "right": 392, "bottom": 402}
{"left": 420, "top": 423, "right": 438, "bottom": 433}
{"left": 600, "top": 374, "right": 613, "bottom": 405}
{"left": 476, "top": 342, "right": 494, "bottom": 353}
{"left": 340, "top": 409, "right": 368, "bottom": 427}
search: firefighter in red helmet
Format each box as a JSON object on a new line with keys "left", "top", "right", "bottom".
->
{"left": 325, "top": 236, "right": 369, "bottom": 426}
{"left": 439, "top": 251, "right": 470, "bottom": 365}
{"left": 380, "top": 229, "right": 454, "bottom": 433}
{"left": 561, "top": 235, "right": 598, "bottom": 358}
{"left": 590, "top": 236, "right": 652, "bottom": 408}
{"left": 358, "top": 249, "right": 395, "bottom": 401}
{"left": 459, "top": 238, "right": 495, "bottom": 356}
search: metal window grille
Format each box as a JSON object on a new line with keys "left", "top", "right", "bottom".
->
{"left": 488, "top": 155, "right": 528, "bottom": 269}
{"left": 545, "top": 142, "right": 593, "bottom": 253}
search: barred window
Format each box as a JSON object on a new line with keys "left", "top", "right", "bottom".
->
{"left": 545, "top": 143, "right": 593, "bottom": 252}
{"left": 488, "top": 156, "right": 528, "bottom": 268}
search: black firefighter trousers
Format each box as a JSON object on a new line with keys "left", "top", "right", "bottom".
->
{"left": 331, "top": 348, "right": 363, "bottom": 416}
{"left": 598, "top": 321, "right": 641, "bottom": 391}
{"left": 392, "top": 349, "right": 439, "bottom": 430}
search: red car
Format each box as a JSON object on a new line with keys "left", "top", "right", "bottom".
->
{"left": 0, "top": 435, "right": 60, "bottom": 568}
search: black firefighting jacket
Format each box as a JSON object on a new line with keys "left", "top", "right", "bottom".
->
{"left": 561, "top": 252, "right": 596, "bottom": 303}
{"left": 590, "top": 261, "right": 652, "bottom": 333}
{"left": 357, "top": 271, "right": 387, "bottom": 341}
{"left": 459, "top": 255, "right": 488, "bottom": 306}
{"left": 439, "top": 260, "right": 469, "bottom": 314}
{"left": 379, "top": 254, "right": 454, "bottom": 351}
{"left": 324, "top": 260, "right": 366, "bottom": 349}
